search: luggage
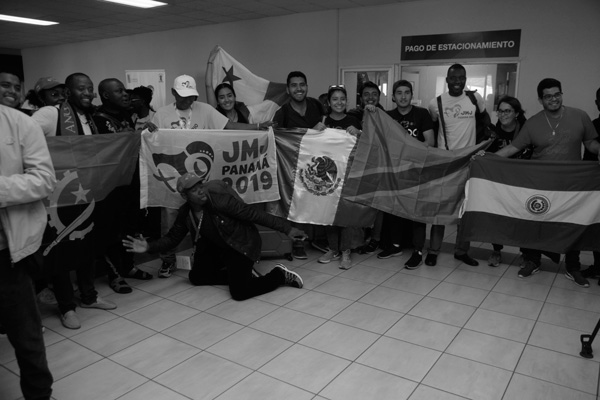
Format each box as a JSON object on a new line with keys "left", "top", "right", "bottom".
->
{"left": 257, "top": 224, "right": 293, "bottom": 261}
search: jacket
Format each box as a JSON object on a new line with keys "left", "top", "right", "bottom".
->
{"left": 148, "top": 180, "right": 291, "bottom": 261}
{"left": 0, "top": 105, "right": 56, "bottom": 262}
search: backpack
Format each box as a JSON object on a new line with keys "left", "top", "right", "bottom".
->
{"left": 436, "top": 90, "right": 494, "bottom": 149}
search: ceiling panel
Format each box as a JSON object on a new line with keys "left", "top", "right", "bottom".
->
{"left": 0, "top": 0, "right": 418, "bottom": 50}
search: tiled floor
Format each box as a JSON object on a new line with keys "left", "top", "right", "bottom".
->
{"left": 2, "top": 228, "right": 600, "bottom": 400}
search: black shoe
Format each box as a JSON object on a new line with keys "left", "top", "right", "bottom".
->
{"left": 424, "top": 253, "right": 437, "bottom": 266}
{"left": 377, "top": 246, "right": 403, "bottom": 259}
{"left": 565, "top": 271, "right": 590, "bottom": 288}
{"left": 582, "top": 265, "right": 600, "bottom": 279}
{"left": 292, "top": 240, "right": 307, "bottom": 259}
{"left": 518, "top": 261, "right": 540, "bottom": 278}
{"left": 274, "top": 264, "right": 303, "bottom": 288}
{"left": 405, "top": 251, "right": 423, "bottom": 270}
{"left": 361, "top": 239, "right": 379, "bottom": 255}
{"left": 454, "top": 253, "right": 479, "bottom": 266}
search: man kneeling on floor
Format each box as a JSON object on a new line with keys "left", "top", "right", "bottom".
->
{"left": 123, "top": 173, "right": 305, "bottom": 300}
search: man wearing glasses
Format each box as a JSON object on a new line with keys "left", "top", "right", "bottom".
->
{"left": 495, "top": 78, "right": 600, "bottom": 285}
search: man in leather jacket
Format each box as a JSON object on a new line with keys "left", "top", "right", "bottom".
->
{"left": 123, "top": 173, "right": 305, "bottom": 300}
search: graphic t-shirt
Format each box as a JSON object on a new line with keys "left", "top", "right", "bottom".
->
{"left": 152, "top": 102, "right": 229, "bottom": 130}
{"left": 386, "top": 106, "right": 433, "bottom": 143}
{"left": 428, "top": 91, "right": 485, "bottom": 149}
{"left": 324, "top": 114, "right": 362, "bottom": 130}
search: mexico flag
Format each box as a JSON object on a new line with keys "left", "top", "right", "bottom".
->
{"left": 271, "top": 128, "right": 376, "bottom": 227}
{"left": 210, "top": 46, "right": 288, "bottom": 122}
{"left": 343, "top": 109, "right": 491, "bottom": 225}
{"left": 460, "top": 156, "right": 600, "bottom": 253}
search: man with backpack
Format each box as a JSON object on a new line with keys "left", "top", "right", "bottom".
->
{"left": 427, "top": 64, "right": 486, "bottom": 267}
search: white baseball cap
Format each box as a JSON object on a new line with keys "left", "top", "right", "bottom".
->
{"left": 173, "top": 75, "right": 199, "bottom": 97}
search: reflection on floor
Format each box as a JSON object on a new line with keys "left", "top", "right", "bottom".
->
{"left": 2, "top": 228, "right": 600, "bottom": 400}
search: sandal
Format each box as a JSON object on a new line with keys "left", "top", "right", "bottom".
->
{"left": 110, "top": 277, "right": 132, "bottom": 294}
{"left": 127, "top": 267, "right": 153, "bottom": 280}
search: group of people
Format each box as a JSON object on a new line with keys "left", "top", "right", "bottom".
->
{"left": 1, "top": 60, "right": 600, "bottom": 400}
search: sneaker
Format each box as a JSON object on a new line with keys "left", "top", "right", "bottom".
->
{"left": 487, "top": 251, "right": 502, "bottom": 267}
{"left": 37, "top": 287, "right": 58, "bottom": 305}
{"left": 377, "top": 246, "right": 403, "bottom": 259}
{"left": 405, "top": 251, "right": 423, "bottom": 270}
{"left": 454, "top": 253, "right": 479, "bottom": 266}
{"left": 61, "top": 310, "right": 81, "bottom": 329}
{"left": 158, "top": 261, "right": 176, "bottom": 278}
{"left": 582, "top": 265, "right": 600, "bottom": 279}
{"left": 292, "top": 240, "right": 308, "bottom": 259}
{"left": 518, "top": 261, "right": 540, "bottom": 278}
{"left": 565, "top": 271, "right": 590, "bottom": 288}
{"left": 424, "top": 253, "right": 438, "bottom": 266}
{"left": 318, "top": 250, "right": 341, "bottom": 264}
{"left": 339, "top": 249, "right": 352, "bottom": 269}
{"left": 362, "top": 239, "right": 379, "bottom": 254}
{"left": 274, "top": 264, "right": 303, "bottom": 288}
{"left": 311, "top": 240, "right": 329, "bottom": 253}
{"left": 80, "top": 297, "right": 117, "bottom": 310}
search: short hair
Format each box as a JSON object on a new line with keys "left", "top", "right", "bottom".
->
{"left": 497, "top": 95, "right": 527, "bottom": 125}
{"left": 392, "top": 79, "right": 413, "bottom": 94}
{"left": 286, "top": 71, "right": 307, "bottom": 86}
{"left": 65, "top": 73, "right": 90, "bottom": 89}
{"left": 98, "top": 78, "right": 121, "bottom": 98}
{"left": 327, "top": 86, "right": 347, "bottom": 101}
{"left": 537, "top": 78, "right": 562, "bottom": 99}
{"left": 0, "top": 70, "right": 22, "bottom": 82}
{"left": 132, "top": 86, "right": 153, "bottom": 107}
{"left": 360, "top": 81, "right": 380, "bottom": 96}
{"left": 447, "top": 63, "right": 466, "bottom": 76}
{"left": 214, "top": 82, "right": 236, "bottom": 99}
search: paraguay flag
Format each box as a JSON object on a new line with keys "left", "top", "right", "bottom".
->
{"left": 344, "top": 109, "right": 491, "bottom": 225}
{"left": 271, "top": 128, "right": 376, "bottom": 227}
{"left": 460, "top": 156, "right": 600, "bottom": 253}
{"left": 210, "top": 46, "right": 288, "bottom": 123}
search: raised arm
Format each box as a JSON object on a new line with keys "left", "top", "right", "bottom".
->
{"left": 205, "top": 45, "right": 220, "bottom": 108}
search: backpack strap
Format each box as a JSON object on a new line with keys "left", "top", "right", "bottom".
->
{"left": 437, "top": 95, "right": 449, "bottom": 150}
{"left": 465, "top": 90, "right": 481, "bottom": 113}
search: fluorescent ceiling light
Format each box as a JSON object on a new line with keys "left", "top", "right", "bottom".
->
{"left": 0, "top": 14, "right": 58, "bottom": 26}
{"left": 99, "top": 0, "right": 168, "bottom": 8}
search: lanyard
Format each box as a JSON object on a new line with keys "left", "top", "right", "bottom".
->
{"left": 189, "top": 210, "right": 203, "bottom": 242}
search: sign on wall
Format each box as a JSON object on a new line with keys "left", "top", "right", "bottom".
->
{"left": 401, "top": 30, "right": 521, "bottom": 61}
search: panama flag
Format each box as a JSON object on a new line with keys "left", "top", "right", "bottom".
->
{"left": 343, "top": 109, "right": 491, "bottom": 225}
{"left": 460, "top": 156, "right": 600, "bottom": 253}
{"left": 271, "top": 128, "right": 376, "bottom": 227}
{"left": 211, "top": 46, "right": 288, "bottom": 122}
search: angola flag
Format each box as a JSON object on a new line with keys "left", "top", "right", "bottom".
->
{"left": 210, "top": 46, "right": 288, "bottom": 122}
{"left": 343, "top": 109, "right": 491, "bottom": 225}
{"left": 460, "top": 155, "right": 600, "bottom": 253}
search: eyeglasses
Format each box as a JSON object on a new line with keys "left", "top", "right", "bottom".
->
{"left": 542, "top": 92, "right": 562, "bottom": 101}
{"left": 496, "top": 109, "right": 514, "bottom": 115}
{"left": 328, "top": 84, "right": 345, "bottom": 90}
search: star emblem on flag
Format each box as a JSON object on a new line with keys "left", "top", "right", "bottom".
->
{"left": 221, "top": 65, "right": 241, "bottom": 87}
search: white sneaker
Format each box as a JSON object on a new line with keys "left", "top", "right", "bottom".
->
{"left": 339, "top": 249, "right": 352, "bottom": 270}
{"left": 318, "top": 250, "right": 341, "bottom": 264}
{"left": 61, "top": 310, "right": 81, "bottom": 329}
{"left": 80, "top": 296, "right": 117, "bottom": 310}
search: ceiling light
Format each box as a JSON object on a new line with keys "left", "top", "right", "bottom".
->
{"left": 98, "top": 0, "right": 168, "bottom": 8}
{"left": 0, "top": 14, "right": 58, "bottom": 26}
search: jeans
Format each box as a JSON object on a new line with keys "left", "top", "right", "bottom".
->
{"left": 428, "top": 224, "right": 470, "bottom": 255}
{"left": 522, "top": 249, "right": 579, "bottom": 271}
{"left": 188, "top": 238, "right": 284, "bottom": 301}
{"left": 0, "top": 250, "right": 53, "bottom": 400}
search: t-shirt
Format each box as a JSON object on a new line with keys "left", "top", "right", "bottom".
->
{"left": 132, "top": 110, "right": 155, "bottom": 132}
{"left": 386, "top": 106, "right": 433, "bottom": 143}
{"left": 273, "top": 97, "right": 324, "bottom": 129}
{"left": 152, "top": 101, "right": 229, "bottom": 130}
{"left": 582, "top": 116, "right": 600, "bottom": 161}
{"left": 323, "top": 114, "right": 362, "bottom": 130}
{"left": 32, "top": 104, "right": 94, "bottom": 136}
{"left": 428, "top": 91, "right": 485, "bottom": 150}
{"left": 511, "top": 106, "right": 597, "bottom": 161}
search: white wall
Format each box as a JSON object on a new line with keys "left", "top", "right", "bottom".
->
{"left": 22, "top": 0, "right": 600, "bottom": 117}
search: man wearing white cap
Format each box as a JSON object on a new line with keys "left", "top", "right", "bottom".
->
{"left": 153, "top": 75, "right": 267, "bottom": 278}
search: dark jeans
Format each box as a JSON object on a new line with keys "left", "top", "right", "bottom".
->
{"left": 381, "top": 213, "right": 413, "bottom": 249}
{"left": 428, "top": 224, "right": 470, "bottom": 255}
{"left": 522, "top": 248, "right": 580, "bottom": 271}
{"left": 45, "top": 240, "right": 98, "bottom": 314}
{"left": 0, "top": 250, "right": 53, "bottom": 400}
{"left": 188, "top": 239, "right": 284, "bottom": 301}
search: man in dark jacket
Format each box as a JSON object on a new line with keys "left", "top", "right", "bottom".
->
{"left": 123, "top": 173, "right": 305, "bottom": 300}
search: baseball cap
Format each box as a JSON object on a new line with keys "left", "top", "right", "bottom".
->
{"left": 34, "top": 77, "right": 64, "bottom": 93}
{"left": 177, "top": 172, "right": 205, "bottom": 193}
{"left": 173, "top": 75, "right": 199, "bottom": 97}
